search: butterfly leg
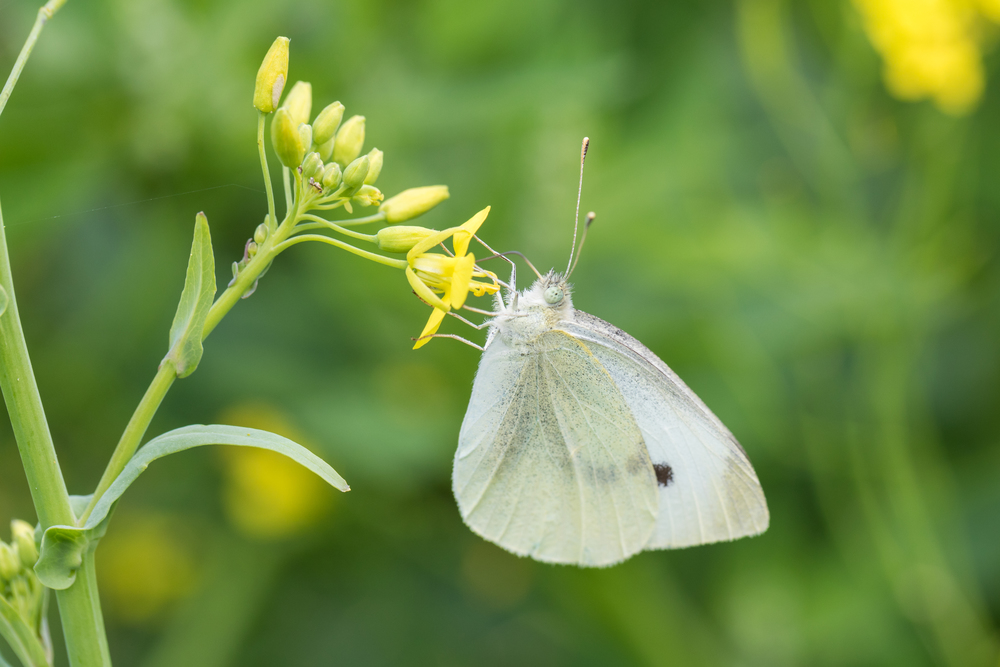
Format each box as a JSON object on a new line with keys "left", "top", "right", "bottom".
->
{"left": 473, "top": 235, "right": 517, "bottom": 310}
{"left": 447, "top": 311, "right": 493, "bottom": 330}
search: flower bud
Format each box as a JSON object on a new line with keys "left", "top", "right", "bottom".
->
{"left": 247, "top": 241, "right": 259, "bottom": 258}
{"left": 317, "top": 137, "right": 335, "bottom": 162}
{"left": 282, "top": 81, "right": 312, "bottom": 126}
{"left": 364, "top": 148, "right": 383, "bottom": 185}
{"left": 271, "top": 108, "right": 304, "bottom": 168}
{"left": 254, "top": 223, "right": 269, "bottom": 244}
{"left": 379, "top": 186, "right": 450, "bottom": 223}
{"left": 11, "top": 520, "right": 37, "bottom": 568}
{"left": 332, "top": 115, "right": 365, "bottom": 166}
{"left": 343, "top": 155, "right": 370, "bottom": 189}
{"left": 253, "top": 37, "right": 289, "bottom": 113}
{"left": 312, "top": 102, "right": 345, "bottom": 145}
{"left": 298, "top": 124, "right": 313, "bottom": 155}
{"left": 353, "top": 184, "right": 383, "bottom": 207}
{"left": 0, "top": 542, "right": 18, "bottom": 580}
{"left": 376, "top": 226, "right": 439, "bottom": 254}
{"left": 321, "top": 162, "right": 342, "bottom": 189}
{"left": 301, "top": 152, "right": 323, "bottom": 179}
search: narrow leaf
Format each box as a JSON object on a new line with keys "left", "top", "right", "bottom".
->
{"left": 163, "top": 212, "right": 216, "bottom": 378}
{"left": 0, "top": 596, "right": 48, "bottom": 667}
{"left": 0, "top": 285, "right": 8, "bottom": 318}
{"left": 36, "top": 425, "right": 348, "bottom": 589}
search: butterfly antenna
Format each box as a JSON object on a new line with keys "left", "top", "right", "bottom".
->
{"left": 565, "top": 137, "right": 590, "bottom": 276}
{"left": 567, "top": 212, "right": 595, "bottom": 279}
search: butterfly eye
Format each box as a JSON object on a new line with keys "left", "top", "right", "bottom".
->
{"left": 543, "top": 286, "right": 564, "bottom": 305}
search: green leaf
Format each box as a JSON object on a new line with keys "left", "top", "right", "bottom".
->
{"left": 162, "top": 212, "right": 216, "bottom": 378}
{"left": 0, "top": 595, "right": 48, "bottom": 667}
{"left": 0, "top": 285, "right": 8, "bottom": 318}
{"left": 36, "top": 424, "right": 348, "bottom": 590}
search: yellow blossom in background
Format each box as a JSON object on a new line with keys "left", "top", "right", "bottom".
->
{"left": 219, "top": 403, "right": 331, "bottom": 539}
{"left": 98, "top": 514, "right": 198, "bottom": 625}
{"left": 852, "top": 0, "right": 1000, "bottom": 115}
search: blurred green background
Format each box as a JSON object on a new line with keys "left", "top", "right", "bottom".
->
{"left": 2, "top": 0, "right": 999, "bottom": 665}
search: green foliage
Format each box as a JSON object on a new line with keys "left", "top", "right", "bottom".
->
{"left": 163, "top": 213, "right": 216, "bottom": 379}
{"left": 0, "top": 595, "right": 46, "bottom": 667}
{"left": 36, "top": 425, "right": 347, "bottom": 590}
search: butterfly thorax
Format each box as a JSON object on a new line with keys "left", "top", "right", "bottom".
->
{"left": 492, "top": 271, "right": 575, "bottom": 349}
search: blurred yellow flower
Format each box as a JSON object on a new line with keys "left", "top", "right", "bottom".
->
{"left": 405, "top": 206, "right": 499, "bottom": 349}
{"left": 219, "top": 404, "right": 331, "bottom": 539}
{"left": 98, "top": 514, "right": 198, "bottom": 625}
{"left": 853, "top": 0, "right": 998, "bottom": 114}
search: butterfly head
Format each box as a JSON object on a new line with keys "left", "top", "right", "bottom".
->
{"left": 520, "top": 270, "right": 573, "bottom": 315}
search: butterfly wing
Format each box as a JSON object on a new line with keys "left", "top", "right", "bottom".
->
{"left": 558, "top": 311, "right": 769, "bottom": 549}
{"left": 455, "top": 330, "right": 659, "bottom": 567}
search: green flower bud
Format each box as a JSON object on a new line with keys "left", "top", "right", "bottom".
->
{"left": 317, "top": 137, "right": 335, "bottom": 162}
{"left": 364, "top": 148, "right": 383, "bottom": 185}
{"left": 312, "top": 102, "right": 345, "bottom": 145}
{"left": 302, "top": 152, "right": 324, "bottom": 179}
{"left": 271, "top": 108, "right": 305, "bottom": 168}
{"left": 0, "top": 542, "right": 18, "bottom": 580}
{"left": 247, "top": 241, "right": 259, "bottom": 258}
{"left": 298, "top": 124, "right": 313, "bottom": 156}
{"left": 353, "top": 184, "right": 383, "bottom": 207}
{"left": 282, "top": 81, "right": 312, "bottom": 126}
{"left": 379, "top": 185, "right": 450, "bottom": 223}
{"left": 376, "top": 225, "right": 440, "bottom": 253}
{"left": 11, "top": 520, "right": 37, "bottom": 569}
{"left": 231, "top": 261, "right": 240, "bottom": 281}
{"left": 343, "top": 155, "right": 370, "bottom": 189}
{"left": 254, "top": 223, "right": 269, "bottom": 244}
{"left": 321, "top": 162, "right": 342, "bottom": 189}
{"left": 332, "top": 115, "right": 365, "bottom": 166}
{"left": 253, "top": 36, "right": 289, "bottom": 114}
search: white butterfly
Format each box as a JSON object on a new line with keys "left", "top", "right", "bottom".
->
{"left": 452, "top": 142, "right": 769, "bottom": 567}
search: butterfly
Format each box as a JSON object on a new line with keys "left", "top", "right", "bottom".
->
{"left": 452, "top": 140, "right": 769, "bottom": 567}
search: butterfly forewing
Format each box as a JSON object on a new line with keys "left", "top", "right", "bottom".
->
{"left": 558, "top": 312, "right": 769, "bottom": 548}
{"left": 455, "top": 331, "right": 659, "bottom": 566}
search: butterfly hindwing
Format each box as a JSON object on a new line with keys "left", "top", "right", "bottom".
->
{"left": 455, "top": 331, "right": 659, "bottom": 566}
{"left": 558, "top": 312, "right": 769, "bottom": 549}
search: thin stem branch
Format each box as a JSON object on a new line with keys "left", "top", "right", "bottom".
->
{"left": 80, "top": 363, "right": 175, "bottom": 523}
{"left": 297, "top": 214, "right": 377, "bottom": 243}
{"left": 327, "top": 211, "right": 387, "bottom": 227}
{"left": 0, "top": 0, "right": 67, "bottom": 120}
{"left": 274, "top": 234, "right": 407, "bottom": 269}
{"left": 257, "top": 112, "right": 276, "bottom": 232}
{"left": 282, "top": 167, "right": 292, "bottom": 215}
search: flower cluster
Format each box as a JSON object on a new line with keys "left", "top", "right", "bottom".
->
{"left": 245, "top": 38, "right": 500, "bottom": 349}
{"left": 853, "top": 0, "right": 1000, "bottom": 115}
{"left": 0, "top": 520, "right": 45, "bottom": 641}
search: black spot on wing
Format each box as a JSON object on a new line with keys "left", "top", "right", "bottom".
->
{"left": 653, "top": 463, "right": 673, "bottom": 487}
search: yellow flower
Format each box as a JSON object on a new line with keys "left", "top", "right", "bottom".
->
{"left": 404, "top": 206, "right": 499, "bottom": 348}
{"left": 853, "top": 0, "right": 991, "bottom": 115}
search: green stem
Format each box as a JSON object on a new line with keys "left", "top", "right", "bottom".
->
{"left": 297, "top": 214, "right": 377, "bottom": 243}
{"left": 0, "top": 205, "right": 109, "bottom": 666}
{"left": 273, "top": 234, "right": 406, "bottom": 269}
{"left": 80, "top": 363, "right": 176, "bottom": 523}
{"left": 0, "top": 0, "right": 67, "bottom": 120}
{"left": 282, "top": 167, "right": 292, "bottom": 215}
{"left": 330, "top": 211, "right": 386, "bottom": 227}
{"left": 256, "top": 112, "right": 276, "bottom": 233}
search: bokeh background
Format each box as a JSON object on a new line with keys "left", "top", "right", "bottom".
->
{"left": 1, "top": 0, "right": 999, "bottom": 665}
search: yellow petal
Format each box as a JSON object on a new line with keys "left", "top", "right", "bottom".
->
{"left": 453, "top": 206, "right": 490, "bottom": 257}
{"left": 407, "top": 226, "right": 460, "bottom": 262}
{"left": 450, "top": 254, "right": 475, "bottom": 309}
{"left": 413, "top": 307, "right": 447, "bottom": 349}
{"left": 405, "top": 266, "right": 449, "bottom": 311}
